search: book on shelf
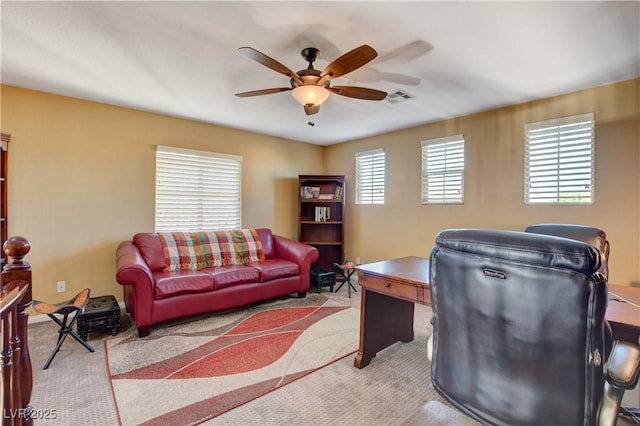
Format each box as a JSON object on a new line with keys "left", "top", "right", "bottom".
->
{"left": 315, "top": 206, "right": 330, "bottom": 222}
{"left": 334, "top": 185, "right": 343, "bottom": 200}
{"left": 317, "top": 194, "right": 334, "bottom": 199}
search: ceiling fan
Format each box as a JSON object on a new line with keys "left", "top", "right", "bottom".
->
{"left": 234, "top": 45, "right": 388, "bottom": 121}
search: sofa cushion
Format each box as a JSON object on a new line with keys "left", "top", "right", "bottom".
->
{"left": 153, "top": 271, "right": 214, "bottom": 299}
{"left": 201, "top": 265, "right": 261, "bottom": 290}
{"left": 133, "top": 233, "right": 166, "bottom": 272}
{"left": 247, "top": 259, "right": 299, "bottom": 282}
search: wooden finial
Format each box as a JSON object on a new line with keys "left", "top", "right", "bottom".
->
{"left": 3, "top": 236, "right": 31, "bottom": 270}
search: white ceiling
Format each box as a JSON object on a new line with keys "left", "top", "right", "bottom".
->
{"left": 2, "top": 1, "right": 639, "bottom": 146}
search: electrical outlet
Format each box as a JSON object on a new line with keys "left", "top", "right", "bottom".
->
{"left": 56, "top": 280, "right": 66, "bottom": 293}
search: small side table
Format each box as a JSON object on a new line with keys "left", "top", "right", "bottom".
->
{"left": 76, "top": 295, "right": 121, "bottom": 341}
{"left": 334, "top": 261, "right": 358, "bottom": 298}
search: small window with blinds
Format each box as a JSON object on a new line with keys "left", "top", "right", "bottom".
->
{"left": 155, "top": 145, "right": 242, "bottom": 232}
{"left": 356, "top": 148, "right": 385, "bottom": 204}
{"left": 421, "top": 135, "right": 465, "bottom": 204}
{"left": 525, "top": 113, "right": 594, "bottom": 204}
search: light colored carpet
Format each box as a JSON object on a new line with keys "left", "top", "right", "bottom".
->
{"left": 204, "top": 303, "right": 456, "bottom": 426}
{"left": 28, "top": 311, "right": 121, "bottom": 425}
{"left": 402, "top": 401, "right": 478, "bottom": 426}
{"left": 26, "top": 283, "right": 639, "bottom": 425}
{"left": 27, "top": 286, "right": 464, "bottom": 426}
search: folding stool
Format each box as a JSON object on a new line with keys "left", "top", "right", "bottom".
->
{"left": 32, "top": 288, "right": 95, "bottom": 369}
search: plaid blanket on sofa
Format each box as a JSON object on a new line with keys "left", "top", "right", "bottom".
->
{"left": 158, "top": 229, "right": 265, "bottom": 272}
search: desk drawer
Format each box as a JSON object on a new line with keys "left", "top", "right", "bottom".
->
{"left": 360, "top": 274, "right": 421, "bottom": 303}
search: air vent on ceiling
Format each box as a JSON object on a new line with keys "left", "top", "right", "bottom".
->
{"left": 385, "top": 89, "right": 415, "bottom": 104}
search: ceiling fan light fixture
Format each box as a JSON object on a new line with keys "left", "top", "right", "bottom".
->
{"left": 291, "top": 85, "right": 330, "bottom": 107}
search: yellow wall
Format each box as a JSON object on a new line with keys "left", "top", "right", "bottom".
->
{"left": 1, "top": 85, "right": 324, "bottom": 305}
{"left": 2, "top": 79, "right": 638, "bottom": 311}
{"left": 325, "top": 79, "right": 640, "bottom": 286}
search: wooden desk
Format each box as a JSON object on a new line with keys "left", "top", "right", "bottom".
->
{"left": 354, "top": 256, "right": 430, "bottom": 368}
{"left": 607, "top": 284, "right": 640, "bottom": 344}
{"left": 355, "top": 256, "right": 640, "bottom": 368}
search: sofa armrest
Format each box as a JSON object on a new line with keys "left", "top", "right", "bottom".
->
{"left": 115, "top": 240, "right": 155, "bottom": 334}
{"left": 272, "top": 235, "right": 319, "bottom": 290}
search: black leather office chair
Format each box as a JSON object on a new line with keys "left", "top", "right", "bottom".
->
{"left": 428, "top": 229, "right": 639, "bottom": 426}
{"left": 524, "top": 223, "right": 610, "bottom": 278}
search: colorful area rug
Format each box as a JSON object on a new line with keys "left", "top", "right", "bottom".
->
{"left": 106, "top": 296, "right": 359, "bottom": 425}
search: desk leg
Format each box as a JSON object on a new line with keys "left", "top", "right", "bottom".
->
{"left": 354, "top": 289, "right": 415, "bottom": 369}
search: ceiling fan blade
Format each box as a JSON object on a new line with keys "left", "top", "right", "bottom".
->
{"left": 329, "top": 86, "right": 388, "bottom": 101}
{"left": 318, "top": 45, "right": 378, "bottom": 85}
{"left": 304, "top": 104, "right": 320, "bottom": 116}
{"left": 235, "top": 87, "right": 292, "bottom": 98}
{"left": 238, "top": 47, "right": 303, "bottom": 86}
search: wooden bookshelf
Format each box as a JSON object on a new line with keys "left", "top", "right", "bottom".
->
{"left": 298, "top": 175, "right": 345, "bottom": 271}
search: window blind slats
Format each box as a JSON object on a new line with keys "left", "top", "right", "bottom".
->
{"left": 155, "top": 146, "right": 242, "bottom": 231}
{"left": 356, "top": 150, "right": 385, "bottom": 204}
{"left": 525, "top": 113, "right": 594, "bottom": 204}
{"left": 421, "top": 136, "right": 465, "bottom": 204}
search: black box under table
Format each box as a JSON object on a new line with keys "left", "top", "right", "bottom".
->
{"left": 310, "top": 268, "right": 336, "bottom": 293}
{"left": 77, "top": 295, "right": 121, "bottom": 341}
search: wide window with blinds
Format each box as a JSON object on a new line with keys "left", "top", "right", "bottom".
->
{"left": 525, "top": 113, "right": 594, "bottom": 204}
{"left": 155, "top": 145, "right": 242, "bottom": 232}
{"left": 421, "top": 135, "right": 465, "bottom": 204}
{"left": 356, "top": 148, "right": 385, "bottom": 204}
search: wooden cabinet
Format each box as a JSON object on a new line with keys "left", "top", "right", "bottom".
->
{"left": 0, "top": 133, "right": 9, "bottom": 266}
{"left": 298, "top": 175, "right": 345, "bottom": 271}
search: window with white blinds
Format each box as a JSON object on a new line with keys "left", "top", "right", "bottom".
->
{"left": 421, "top": 135, "right": 465, "bottom": 204}
{"left": 155, "top": 145, "right": 242, "bottom": 232}
{"left": 525, "top": 113, "right": 594, "bottom": 204}
{"left": 356, "top": 148, "right": 385, "bottom": 204}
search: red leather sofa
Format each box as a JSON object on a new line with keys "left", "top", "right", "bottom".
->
{"left": 115, "top": 228, "right": 319, "bottom": 337}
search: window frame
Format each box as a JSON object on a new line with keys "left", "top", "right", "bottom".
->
{"left": 421, "top": 134, "right": 465, "bottom": 205}
{"left": 155, "top": 145, "right": 242, "bottom": 232}
{"left": 524, "top": 113, "right": 594, "bottom": 205}
{"left": 355, "top": 148, "right": 385, "bottom": 205}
